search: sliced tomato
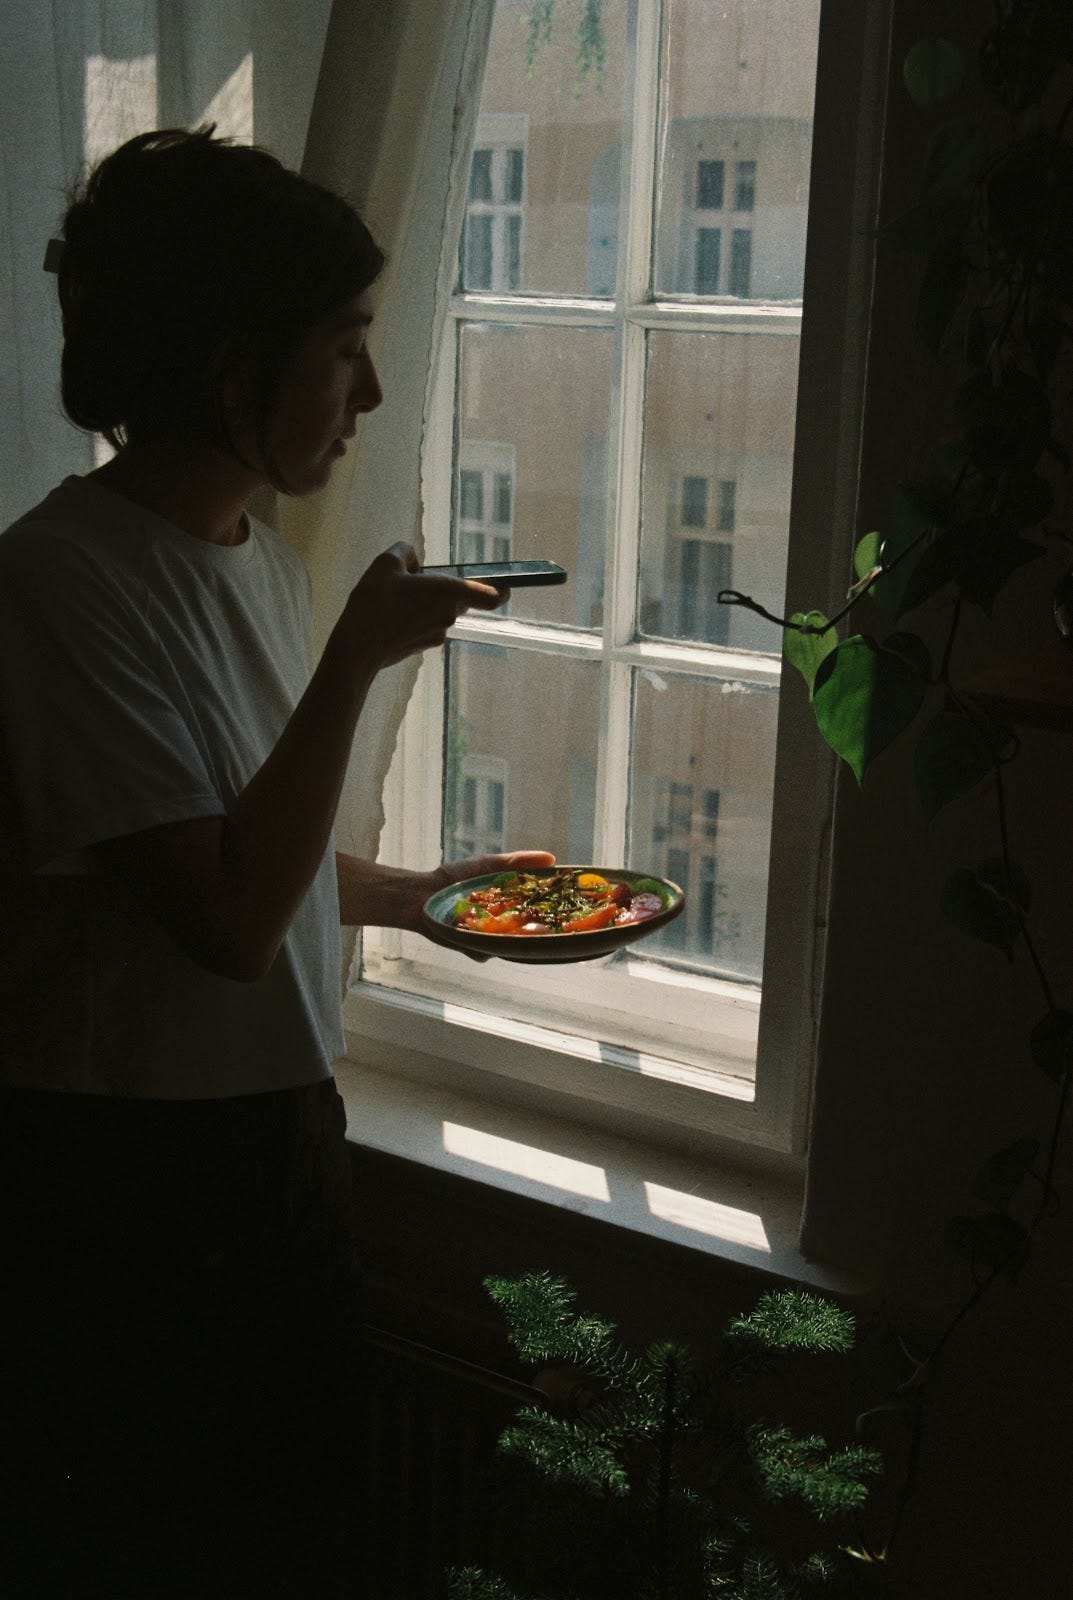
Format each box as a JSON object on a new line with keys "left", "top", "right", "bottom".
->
{"left": 470, "top": 910, "right": 530, "bottom": 935}
{"left": 562, "top": 903, "right": 619, "bottom": 934}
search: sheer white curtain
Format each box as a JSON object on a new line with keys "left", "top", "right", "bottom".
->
{"left": 0, "top": 0, "right": 332, "bottom": 531}
{"left": 1, "top": 0, "right": 496, "bottom": 964}
{"left": 279, "top": 0, "right": 497, "bottom": 895}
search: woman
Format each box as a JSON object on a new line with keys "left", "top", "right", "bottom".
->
{"left": 0, "top": 127, "right": 551, "bottom": 1597}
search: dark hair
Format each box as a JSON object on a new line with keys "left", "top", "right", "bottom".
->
{"left": 57, "top": 126, "right": 385, "bottom": 484}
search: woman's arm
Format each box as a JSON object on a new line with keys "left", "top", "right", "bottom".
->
{"left": 335, "top": 849, "right": 556, "bottom": 931}
{"left": 95, "top": 546, "right": 505, "bottom": 981}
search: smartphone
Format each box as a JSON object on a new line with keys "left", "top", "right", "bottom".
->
{"left": 421, "top": 559, "right": 568, "bottom": 587}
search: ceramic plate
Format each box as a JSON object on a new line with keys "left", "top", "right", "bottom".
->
{"left": 421, "top": 866, "right": 685, "bottom": 964}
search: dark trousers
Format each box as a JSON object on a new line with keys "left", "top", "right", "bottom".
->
{"left": 0, "top": 1078, "right": 367, "bottom": 1598}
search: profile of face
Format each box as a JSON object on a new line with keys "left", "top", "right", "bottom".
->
{"left": 230, "top": 290, "right": 383, "bottom": 494}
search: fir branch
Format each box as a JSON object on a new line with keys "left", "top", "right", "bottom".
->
{"left": 748, "top": 1426, "right": 883, "bottom": 1522}
{"left": 726, "top": 1289, "right": 857, "bottom": 1356}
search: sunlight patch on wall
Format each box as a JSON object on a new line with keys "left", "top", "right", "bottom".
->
{"left": 442, "top": 1121, "right": 611, "bottom": 1201}
{"left": 200, "top": 52, "right": 253, "bottom": 143}
{"left": 84, "top": 54, "right": 158, "bottom": 171}
{"left": 643, "top": 1181, "right": 770, "bottom": 1251}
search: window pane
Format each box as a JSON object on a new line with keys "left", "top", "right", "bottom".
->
{"left": 472, "top": 0, "right": 629, "bottom": 296}
{"left": 654, "top": 0, "right": 819, "bottom": 300}
{"left": 506, "top": 213, "right": 522, "bottom": 289}
{"left": 735, "top": 158, "right": 756, "bottom": 212}
{"left": 681, "top": 475, "right": 708, "bottom": 528}
{"left": 716, "top": 478, "right": 736, "bottom": 532}
{"left": 505, "top": 146, "right": 524, "bottom": 203}
{"left": 729, "top": 228, "right": 752, "bottom": 297}
{"left": 696, "top": 158, "right": 724, "bottom": 210}
{"left": 694, "top": 227, "right": 721, "bottom": 295}
{"left": 457, "top": 322, "right": 614, "bottom": 628}
{"left": 493, "top": 472, "right": 513, "bottom": 524}
{"left": 638, "top": 330, "right": 799, "bottom": 650}
{"left": 459, "top": 469, "right": 484, "bottom": 521}
{"left": 629, "top": 669, "right": 778, "bottom": 981}
{"left": 469, "top": 148, "right": 493, "bottom": 201}
{"left": 465, "top": 214, "right": 493, "bottom": 290}
{"left": 445, "top": 643, "right": 601, "bottom": 864}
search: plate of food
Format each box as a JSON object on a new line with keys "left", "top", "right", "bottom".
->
{"left": 422, "top": 866, "right": 684, "bottom": 963}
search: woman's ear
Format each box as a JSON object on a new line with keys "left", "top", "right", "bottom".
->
{"left": 211, "top": 336, "right": 254, "bottom": 420}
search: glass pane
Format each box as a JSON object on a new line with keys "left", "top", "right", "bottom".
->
{"left": 465, "top": 214, "right": 493, "bottom": 289}
{"left": 638, "top": 329, "right": 800, "bottom": 652}
{"left": 444, "top": 643, "right": 601, "bottom": 864}
{"left": 629, "top": 669, "right": 778, "bottom": 981}
{"left": 466, "top": 0, "right": 629, "bottom": 297}
{"left": 456, "top": 323, "right": 614, "bottom": 629}
{"left": 505, "top": 146, "right": 524, "bottom": 204}
{"left": 654, "top": 0, "right": 820, "bottom": 300}
{"left": 469, "top": 148, "right": 492, "bottom": 201}
{"left": 695, "top": 228, "right": 721, "bottom": 294}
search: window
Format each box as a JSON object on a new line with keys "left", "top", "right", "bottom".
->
{"left": 461, "top": 116, "right": 527, "bottom": 291}
{"left": 457, "top": 443, "right": 515, "bottom": 564}
{"left": 351, "top": 0, "right": 888, "bottom": 1157}
{"left": 688, "top": 155, "right": 756, "bottom": 297}
{"left": 446, "top": 752, "right": 508, "bottom": 859}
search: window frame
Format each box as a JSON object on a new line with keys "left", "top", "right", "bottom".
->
{"left": 344, "top": 0, "right": 893, "bottom": 1161}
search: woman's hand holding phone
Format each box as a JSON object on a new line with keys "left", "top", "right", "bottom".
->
{"left": 344, "top": 542, "right": 509, "bottom": 670}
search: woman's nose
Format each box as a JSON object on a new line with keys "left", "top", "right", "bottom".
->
{"left": 352, "top": 352, "right": 383, "bottom": 414}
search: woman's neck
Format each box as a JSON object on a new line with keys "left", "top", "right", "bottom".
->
{"left": 90, "top": 439, "right": 266, "bottom": 546}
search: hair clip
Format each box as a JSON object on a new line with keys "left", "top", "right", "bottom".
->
{"left": 43, "top": 239, "right": 65, "bottom": 274}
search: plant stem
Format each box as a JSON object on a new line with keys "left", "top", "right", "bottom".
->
{"left": 654, "top": 1361, "right": 676, "bottom": 1600}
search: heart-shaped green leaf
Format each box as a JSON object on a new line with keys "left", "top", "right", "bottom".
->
{"left": 903, "top": 38, "right": 965, "bottom": 107}
{"left": 812, "top": 635, "right": 928, "bottom": 784}
{"left": 971, "top": 1139, "right": 1039, "bottom": 1211}
{"left": 976, "top": 856, "right": 1030, "bottom": 912}
{"left": 945, "top": 1212, "right": 1029, "bottom": 1281}
{"left": 1030, "top": 1011, "right": 1073, "bottom": 1081}
{"left": 939, "top": 862, "right": 1027, "bottom": 959}
{"left": 914, "top": 712, "right": 996, "bottom": 822}
{"left": 784, "top": 611, "right": 837, "bottom": 697}
{"left": 853, "top": 533, "right": 883, "bottom": 582}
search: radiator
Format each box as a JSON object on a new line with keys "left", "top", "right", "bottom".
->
{"left": 362, "top": 1326, "right": 543, "bottom": 1599}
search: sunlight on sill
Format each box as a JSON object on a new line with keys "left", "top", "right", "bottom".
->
{"left": 442, "top": 1121, "right": 612, "bottom": 1202}
{"left": 643, "top": 1182, "right": 770, "bottom": 1253}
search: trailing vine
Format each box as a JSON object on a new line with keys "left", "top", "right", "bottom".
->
{"left": 722, "top": 2, "right": 1073, "bottom": 1562}
{"left": 523, "top": 0, "right": 607, "bottom": 95}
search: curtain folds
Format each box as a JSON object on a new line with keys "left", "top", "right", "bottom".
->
{"left": 279, "top": 0, "right": 495, "bottom": 896}
{"left": 0, "top": 0, "right": 332, "bottom": 532}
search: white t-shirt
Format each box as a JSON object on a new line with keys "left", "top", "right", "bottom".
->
{"left": 0, "top": 474, "right": 344, "bottom": 1098}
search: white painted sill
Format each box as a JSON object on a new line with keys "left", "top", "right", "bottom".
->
{"left": 334, "top": 1056, "right": 867, "bottom": 1297}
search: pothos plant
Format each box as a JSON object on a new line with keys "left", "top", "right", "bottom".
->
{"left": 718, "top": 3, "right": 1073, "bottom": 1561}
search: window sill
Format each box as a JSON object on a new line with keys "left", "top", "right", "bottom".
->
{"left": 334, "top": 1057, "right": 868, "bottom": 1296}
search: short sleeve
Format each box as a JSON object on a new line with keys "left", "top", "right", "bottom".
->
{"left": 0, "top": 533, "right": 223, "bottom": 869}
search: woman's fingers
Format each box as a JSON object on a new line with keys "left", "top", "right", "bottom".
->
{"left": 347, "top": 549, "right": 511, "bottom": 671}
